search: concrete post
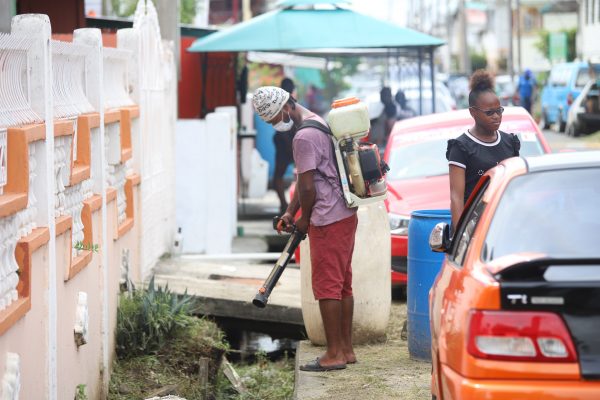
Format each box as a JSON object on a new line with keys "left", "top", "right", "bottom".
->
{"left": 11, "top": 13, "right": 57, "bottom": 400}
{"left": 0, "top": 0, "right": 14, "bottom": 33}
{"left": 156, "top": 0, "right": 180, "bottom": 80}
{"left": 73, "top": 27, "right": 109, "bottom": 394}
{"left": 116, "top": 29, "right": 140, "bottom": 106}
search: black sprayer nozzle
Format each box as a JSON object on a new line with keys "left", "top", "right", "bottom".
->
{"left": 252, "top": 292, "right": 268, "bottom": 308}
{"left": 251, "top": 229, "right": 306, "bottom": 308}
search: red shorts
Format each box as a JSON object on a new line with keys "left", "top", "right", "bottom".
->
{"left": 308, "top": 214, "right": 358, "bottom": 300}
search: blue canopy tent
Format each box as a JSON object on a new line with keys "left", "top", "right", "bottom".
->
{"left": 188, "top": 0, "right": 445, "bottom": 115}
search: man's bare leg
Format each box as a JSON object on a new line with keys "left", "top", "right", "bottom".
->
{"left": 318, "top": 299, "right": 346, "bottom": 367}
{"left": 341, "top": 296, "right": 356, "bottom": 363}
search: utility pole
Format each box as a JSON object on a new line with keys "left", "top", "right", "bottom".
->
{"left": 102, "top": 0, "right": 112, "bottom": 16}
{"left": 516, "top": 0, "right": 521, "bottom": 74}
{"left": 508, "top": 0, "right": 514, "bottom": 82}
{"left": 242, "top": 0, "right": 252, "bottom": 21}
{"left": 459, "top": 0, "right": 471, "bottom": 74}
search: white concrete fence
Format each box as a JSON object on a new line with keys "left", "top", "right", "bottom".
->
{"left": 0, "top": 0, "right": 176, "bottom": 397}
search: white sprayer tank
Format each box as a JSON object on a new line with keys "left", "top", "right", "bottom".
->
{"left": 300, "top": 201, "right": 391, "bottom": 345}
{"left": 327, "top": 97, "right": 370, "bottom": 139}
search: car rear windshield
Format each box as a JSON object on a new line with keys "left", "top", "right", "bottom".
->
{"left": 575, "top": 65, "right": 600, "bottom": 88}
{"left": 499, "top": 120, "right": 546, "bottom": 155}
{"left": 387, "top": 126, "right": 544, "bottom": 181}
{"left": 387, "top": 138, "right": 449, "bottom": 180}
{"left": 482, "top": 167, "right": 600, "bottom": 261}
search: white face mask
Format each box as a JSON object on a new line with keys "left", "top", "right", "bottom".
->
{"left": 272, "top": 111, "right": 294, "bottom": 131}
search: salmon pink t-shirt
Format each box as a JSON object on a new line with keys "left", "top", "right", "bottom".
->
{"left": 293, "top": 116, "right": 356, "bottom": 226}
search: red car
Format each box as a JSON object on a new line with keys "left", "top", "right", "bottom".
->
{"left": 383, "top": 107, "right": 552, "bottom": 287}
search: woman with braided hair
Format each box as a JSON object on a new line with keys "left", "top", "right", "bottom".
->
{"left": 446, "top": 70, "right": 521, "bottom": 229}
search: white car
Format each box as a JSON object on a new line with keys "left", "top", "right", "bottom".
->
{"left": 364, "top": 80, "right": 457, "bottom": 118}
{"left": 565, "top": 79, "right": 600, "bottom": 137}
{"left": 495, "top": 74, "right": 518, "bottom": 106}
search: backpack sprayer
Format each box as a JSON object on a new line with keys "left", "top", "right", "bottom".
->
{"left": 326, "top": 97, "right": 388, "bottom": 207}
{"left": 252, "top": 97, "right": 388, "bottom": 308}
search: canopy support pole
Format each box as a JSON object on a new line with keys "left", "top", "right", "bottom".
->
{"left": 430, "top": 47, "right": 436, "bottom": 114}
{"left": 201, "top": 53, "right": 208, "bottom": 117}
{"left": 418, "top": 48, "right": 423, "bottom": 116}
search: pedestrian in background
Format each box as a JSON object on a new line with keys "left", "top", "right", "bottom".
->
{"left": 516, "top": 68, "right": 536, "bottom": 114}
{"left": 394, "top": 89, "right": 416, "bottom": 121}
{"left": 272, "top": 77, "right": 297, "bottom": 214}
{"left": 447, "top": 70, "right": 521, "bottom": 229}
{"left": 253, "top": 86, "right": 358, "bottom": 372}
{"left": 305, "top": 84, "right": 325, "bottom": 116}
{"left": 380, "top": 87, "right": 397, "bottom": 144}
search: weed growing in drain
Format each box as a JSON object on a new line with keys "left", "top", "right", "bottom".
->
{"left": 215, "top": 352, "right": 295, "bottom": 400}
{"left": 75, "top": 384, "right": 87, "bottom": 400}
{"left": 110, "top": 278, "right": 293, "bottom": 400}
{"left": 74, "top": 241, "right": 99, "bottom": 253}
{"left": 115, "top": 276, "right": 194, "bottom": 359}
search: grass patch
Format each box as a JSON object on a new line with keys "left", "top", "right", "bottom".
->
{"left": 215, "top": 353, "right": 295, "bottom": 400}
{"left": 109, "top": 314, "right": 229, "bottom": 399}
{"left": 108, "top": 279, "right": 295, "bottom": 399}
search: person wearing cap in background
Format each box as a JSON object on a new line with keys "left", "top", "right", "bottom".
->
{"left": 516, "top": 68, "right": 536, "bottom": 114}
{"left": 253, "top": 86, "right": 358, "bottom": 372}
{"left": 272, "top": 77, "right": 298, "bottom": 215}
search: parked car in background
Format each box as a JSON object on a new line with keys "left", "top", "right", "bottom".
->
{"left": 428, "top": 151, "right": 600, "bottom": 400}
{"left": 565, "top": 79, "right": 600, "bottom": 136}
{"left": 446, "top": 74, "right": 470, "bottom": 109}
{"left": 365, "top": 80, "right": 457, "bottom": 119}
{"left": 384, "top": 107, "right": 551, "bottom": 287}
{"left": 495, "top": 74, "right": 518, "bottom": 106}
{"left": 540, "top": 62, "right": 600, "bottom": 131}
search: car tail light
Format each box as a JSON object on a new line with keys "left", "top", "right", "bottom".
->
{"left": 467, "top": 310, "right": 577, "bottom": 362}
{"left": 567, "top": 92, "right": 574, "bottom": 106}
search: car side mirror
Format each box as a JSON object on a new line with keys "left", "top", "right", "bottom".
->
{"left": 429, "top": 222, "right": 451, "bottom": 253}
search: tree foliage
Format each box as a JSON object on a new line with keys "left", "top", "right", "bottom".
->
{"left": 321, "top": 57, "right": 360, "bottom": 103}
{"left": 534, "top": 28, "right": 577, "bottom": 62}
{"left": 110, "top": 0, "right": 198, "bottom": 24}
{"left": 470, "top": 52, "right": 487, "bottom": 71}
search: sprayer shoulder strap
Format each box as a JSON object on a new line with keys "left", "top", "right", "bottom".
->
{"left": 298, "top": 119, "right": 344, "bottom": 198}
{"left": 298, "top": 119, "right": 333, "bottom": 136}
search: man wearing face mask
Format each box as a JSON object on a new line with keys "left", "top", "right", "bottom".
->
{"left": 252, "top": 86, "right": 358, "bottom": 372}
{"left": 272, "top": 78, "right": 297, "bottom": 215}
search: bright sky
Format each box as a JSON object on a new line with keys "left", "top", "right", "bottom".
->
{"left": 350, "top": 0, "right": 408, "bottom": 27}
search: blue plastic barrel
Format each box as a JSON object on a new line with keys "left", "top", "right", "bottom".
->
{"left": 407, "top": 209, "right": 451, "bottom": 361}
{"left": 254, "top": 114, "right": 276, "bottom": 178}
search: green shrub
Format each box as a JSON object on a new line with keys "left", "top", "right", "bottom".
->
{"left": 116, "top": 276, "right": 194, "bottom": 359}
{"left": 109, "top": 317, "right": 230, "bottom": 399}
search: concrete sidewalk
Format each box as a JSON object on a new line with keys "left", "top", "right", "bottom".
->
{"left": 293, "top": 302, "right": 431, "bottom": 400}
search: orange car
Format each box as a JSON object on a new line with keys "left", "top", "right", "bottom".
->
{"left": 428, "top": 151, "right": 600, "bottom": 399}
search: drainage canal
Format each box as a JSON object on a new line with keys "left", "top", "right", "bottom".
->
{"left": 212, "top": 317, "right": 306, "bottom": 362}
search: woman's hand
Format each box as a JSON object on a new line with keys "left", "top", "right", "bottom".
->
{"left": 448, "top": 165, "right": 466, "bottom": 229}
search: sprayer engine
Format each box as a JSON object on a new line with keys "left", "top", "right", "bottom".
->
{"left": 326, "top": 97, "right": 389, "bottom": 208}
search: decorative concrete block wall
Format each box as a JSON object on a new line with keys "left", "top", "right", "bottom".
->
{"left": 0, "top": 3, "right": 176, "bottom": 398}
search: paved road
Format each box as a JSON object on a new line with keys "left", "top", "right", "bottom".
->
{"left": 541, "top": 128, "right": 594, "bottom": 152}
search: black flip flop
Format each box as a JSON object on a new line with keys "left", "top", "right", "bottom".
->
{"left": 299, "top": 357, "right": 346, "bottom": 372}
